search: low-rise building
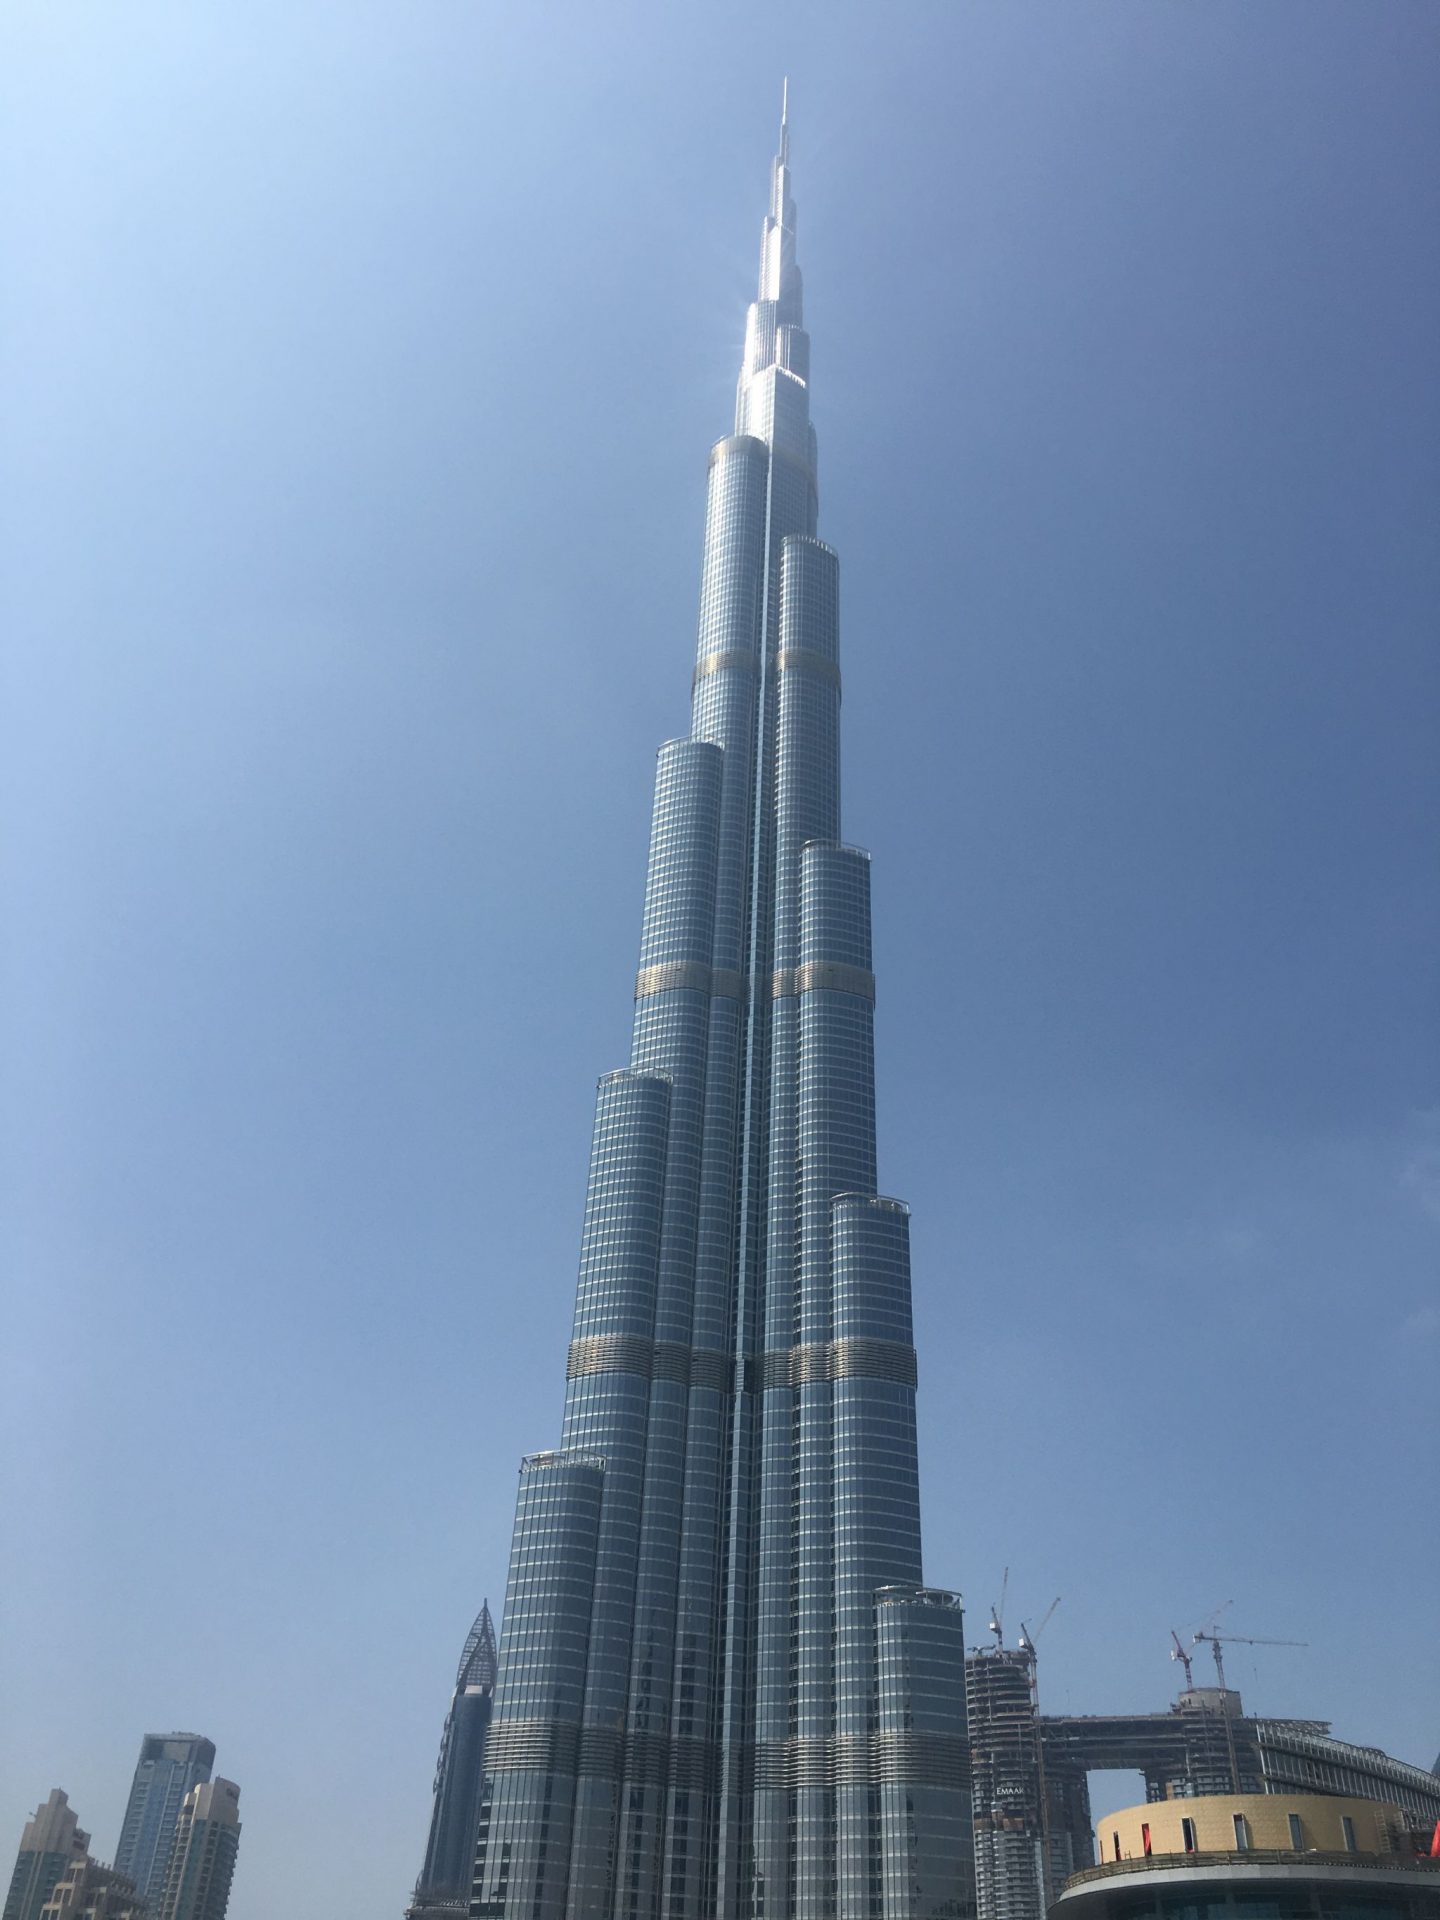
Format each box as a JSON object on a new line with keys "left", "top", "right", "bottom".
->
{"left": 1053, "top": 1791, "right": 1440, "bottom": 1920}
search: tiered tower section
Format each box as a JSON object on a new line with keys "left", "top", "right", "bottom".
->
{"left": 473, "top": 98, "right": 974, "bottom": 1920}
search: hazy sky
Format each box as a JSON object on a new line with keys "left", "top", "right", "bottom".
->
{"left": 3, "top": 4, "right": 1437, "bottom": 1915}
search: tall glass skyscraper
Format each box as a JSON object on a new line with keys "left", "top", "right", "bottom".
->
{"left": 113, "top": 1735, "right": 215, "bottom": 1909}
{"left": 409, "top": 1602, "right": 498, "bottom": 1915}
{"left": 473, "top": 98, "right": 973, "bottom": 1920}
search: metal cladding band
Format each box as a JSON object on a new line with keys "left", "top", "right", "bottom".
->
{"left": 577, "top": 1727, "right": 624, "bottom": 1776}
{"left": 751, "top": 1338, "right": 918, "bottom": 1389}
{"left": 695, "top": 649, "right": 760, "bottom": 686}
{"left": 635, "top": 960, "right": 746, "bottom": 1000}
{"left": 751, "top": 1734, "right": 970, "bottom": 1790}
{"left": 771, "top": 959, "right": 876, "bottom": 1000}
{"left": 486, "top": 1720, "right": 584, "bottom": 1776}
{"left": 503, "top": 1724, "right": 726, "bottom": 1796}
{"left": 776, "top": 646, "right": 842, "bottom": 691}
{"left": 635, "top": 959, "right": 712, "bottom": 996}
{"left": 475, "top": 100, "right": 973, "bottom": 1920}
{"left": 708, "top": 432, "right": 768, "bottom": 469}
{"left": 567, "top": 1334, "right": 733, "bottom": 1392}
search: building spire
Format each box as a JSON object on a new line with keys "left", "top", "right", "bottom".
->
{"left": 779, "top": 76, "right": 790, "bottom": 165}
{"left": 456, "top": 1599, "right": 498, "bottom": 1691}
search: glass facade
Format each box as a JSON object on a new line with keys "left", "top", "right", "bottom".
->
{"left": 113, "top": 1736, "right": 215, "bottom": 1909}
{"left": 473, "top": 103, "right": 973, "bottom": 1920}
{"left": 413, "top": 1605, "right": 498, "bottom": 1911}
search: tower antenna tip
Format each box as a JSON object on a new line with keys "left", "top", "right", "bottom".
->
{"left": 780, "top": 78, "right": 790, "bottom": 162}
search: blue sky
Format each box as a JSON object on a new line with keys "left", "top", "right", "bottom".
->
{"left": 2, "top": 4, "right": 1436, "bottom": 1915}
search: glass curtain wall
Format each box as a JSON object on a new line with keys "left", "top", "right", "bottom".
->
{"left": 473, "top": 101, "right": 973, "bottom": 1920}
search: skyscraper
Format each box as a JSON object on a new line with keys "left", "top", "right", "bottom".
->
{"left": 407, "top": 1602, "right": 498, "bottom": 1916}
{"left": 3, "top": 1792, "right": 89, "bottom": 1920}
{"left": 472, "top": 96, "right": 973, "bottom": 1920}
{"left": 113, "top": 1735, "right": 215, "bottom": 1908}
{"left": 156, "top": 1781, "right": 240, "bottom": 1920}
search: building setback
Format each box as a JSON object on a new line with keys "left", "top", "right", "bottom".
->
{"left": 470, "top": 95, "right": 973, "bottom": 1920}
{"left": 157, "top": 1781, "right": 240, "bottom": 1920}
{"left": 3, "top": 1792, "right": 90, "bottom": 1920}
{"left": 406, "top": 1602, "right": 497, "bottom": 1917}
{"left": 113, "top": 1735, "right": 215, "bottom": 1909}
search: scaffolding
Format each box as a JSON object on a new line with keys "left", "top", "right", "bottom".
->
{"left": 967, "top": 1647, "right": 1084, "bottom": 1920}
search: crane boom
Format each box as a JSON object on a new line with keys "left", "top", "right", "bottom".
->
{"left": 988, "top": 1567, "right": 1009, "bottom": 1648}
{"left": 1169, "top": 1630, "right": 1195, "bottom": 1689}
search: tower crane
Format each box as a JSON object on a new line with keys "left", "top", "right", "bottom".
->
{"left": 1017, "top": 1598, "right": 1061, "bottom": 1654}
{"left": 1169, "top": 1630, "right": 1195, "bottom": 1690}
{"left": 988, "top": 1567, "right": 1009, "bottom": 1649}
{"left": 1190, "top": 1624, "right": 1308, "bottom": 1795}
{"left": 1191, "top": 1629, "right": 1307, "bottom": 1693}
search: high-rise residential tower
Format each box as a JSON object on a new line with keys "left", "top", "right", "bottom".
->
{"left": 3, "top": 1792, "right": 89, "bottom": 1920}
{"left": 156, "top": 1781, "right": 240, "bottom": 1920}
{"left": 113, "top": 1735, "right": 214, "bottom": 1908}
{"left": 471, "top": 97, "right": 973, "bottom": 1920}
{"left": 407, "top": 1602, "right": 498, "bottom": 1917}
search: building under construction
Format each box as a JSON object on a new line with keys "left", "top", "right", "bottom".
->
{"left": 967, "top": 1644, "right": 1080, "bottom": 1920}
{"left": 966, "top": 1653, "right": 1440, "bottom": 1920}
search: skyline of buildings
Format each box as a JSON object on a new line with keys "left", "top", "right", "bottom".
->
{"left": 7, "top": 1660, "right": 1432, "bottom": 1920}
{"left": 470, "top": 96, "right": 972, "bottom": 1920}
{"left": 4, "top": 1742, "right": 238, "bottom": 1920}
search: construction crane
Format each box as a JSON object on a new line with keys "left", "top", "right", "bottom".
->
{"left": 1017, "top": 1598, "right": 1061, "bottom": 1654}
{"left": 1017, "top": 1599, "right": 1061, "bottom": 1911}
{"left": 1191, "top": 1629, "right": 1307, "bottom": 1693}
{"left": 1169, "top": 1630, "right": 1195, "bottom": 1690}
{"left": 1191, "top": 1624, "right": 1308, "bottom": 1795}
{"left": 988, "top": 1567, "right": 1009, "bottom": 1649}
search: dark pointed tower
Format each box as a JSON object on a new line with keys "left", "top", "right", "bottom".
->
{"left": 472, "top": 96, "right": 974, "bottom": 1920}
{"left": 408, "top": 1602, "right": 497, "bottom": 1917}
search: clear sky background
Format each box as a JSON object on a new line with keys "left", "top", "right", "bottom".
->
{"left": 3, "top": 4, "right": 1437, "bottom": 1916}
